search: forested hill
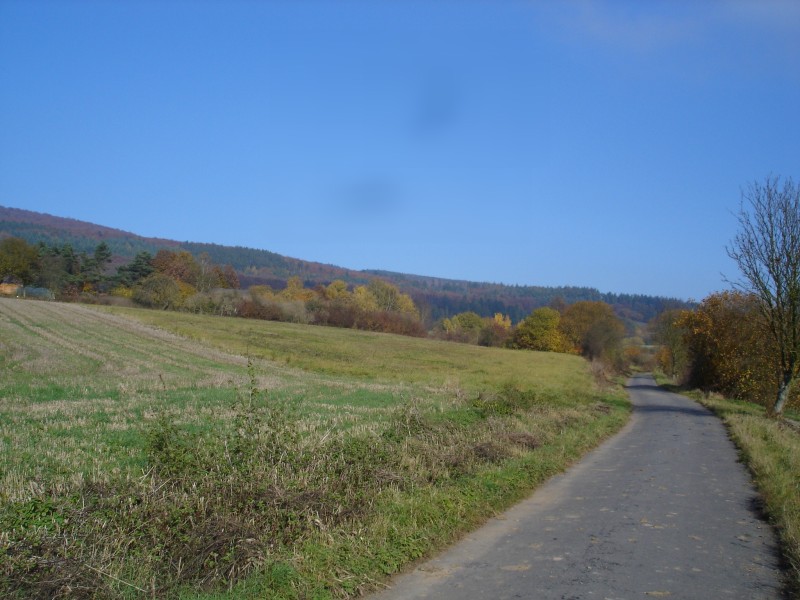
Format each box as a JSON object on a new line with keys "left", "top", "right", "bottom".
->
{"left": 0, "top": 206, "right": 183, "bottom": 258}
{"left": 0, "top": 205, "right": 689, "bottom": 322}
{"left": 362, "top": 270, "right": 687, "bottom": 323}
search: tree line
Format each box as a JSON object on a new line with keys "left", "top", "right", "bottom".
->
{"left": 0, "top": 239, "right": 238, "bottom": 298}
{"left": 433, "top": 302, "right": 626, "bottom": 368}
{"left": 0, "top": 238, "right": 116, "bottom": 295}
{"left": 1, "top": 236, "right": 632, "bottom": 366}
{"left": 3, "top": 206, "right": 690, "bottom": 326}
{"left": 0, "top": 239, "right": 427, "bottom": 336}
{"left": 653, "top": 175, "right": 800, "bottom": 416}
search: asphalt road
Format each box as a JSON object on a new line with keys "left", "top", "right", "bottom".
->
{"left": 369, "top": 374, "right": 785, "bottom": 600}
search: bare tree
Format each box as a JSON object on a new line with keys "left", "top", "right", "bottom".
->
{"left": 727, "top": 175, "right": 800, "bottom": 415}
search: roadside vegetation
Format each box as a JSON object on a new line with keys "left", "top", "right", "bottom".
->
{"left": 0, "top": 298, "right": 629, "bottom": 598}
{"left": 651, "top": 177, "right": 800, "bottom": 415}
{"left": 1, "top": 237, "right": 642, "bottom": 367}
{"left": 648, "top": 172, "right": 800, "bottom": 596}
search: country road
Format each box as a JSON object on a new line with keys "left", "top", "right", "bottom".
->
{"left": 369, "top": 374, "right": 785, "bottom": 600}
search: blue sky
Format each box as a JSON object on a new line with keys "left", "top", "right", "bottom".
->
{"left": 1, "top": 1, "right": 798, "bottom": 301}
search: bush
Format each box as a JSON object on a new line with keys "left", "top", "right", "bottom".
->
{"left": 237, "top": 297, "right": 309, "bottom": 323}
{"left": 357, "top": 310, "right": 426, "bottom": 337}
{"left": 309, "top": 298, "right": 359, "bottom": 329}
{"left": 132, "top": 273, "right": 181, "bottom": 310}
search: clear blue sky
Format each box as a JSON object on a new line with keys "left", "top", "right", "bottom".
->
{"left": 1, "top": 1, "right": 798, "bottom": 301}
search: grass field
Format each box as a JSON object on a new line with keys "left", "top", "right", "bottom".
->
{"left": 0, "top": 298, "right": 629, "bottom": 598}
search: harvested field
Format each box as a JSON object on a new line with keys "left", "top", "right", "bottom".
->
{"left": 0, "top": 298, "right": 629, "bottom": 598}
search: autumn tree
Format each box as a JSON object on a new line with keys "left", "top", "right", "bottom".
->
{"left": 726, "top": 175, "right": 800, "bottom": 415}
{"left": 350, "top": 279, "right": 423, "bottom": 335}
{"left": 440, "top": 311, "right": 484, "bottom": 343}
{"left": 281, "top": 276, "right": 316, "bottom": 301}
{"left": 560, "top": 301, "right": 625, "bottom": 364}
{"left": 133, "top": 273, "right": 181, "bottom": 310}
{"left": 651, "top": 309, "right": 691, "bottom": 379}
{"left": 352, "top": 285, "right": 379, "bottom": 313}
{"left": 678, "top": 291, "right": 780, "bottom": 407}
{"left": 349, "top": 280, "right": 418, "bottom": 318}
{"left": 510, "top": 307, "right": 569, "bottom": 352}
{"left": 0, "top": 237, "right": 39, "bottom": 285}
{"left": 478, "top": 313, "right": 513, "bottom": 347}
{"left": 152, "top": 250, "right": 200, "bottom": 286}
{"left": 322, "top": 280, "right": 349, "bottom": 300}
{"left": 249, "top": 285, "right": 275, "bottom": 300}
{"left": 220, "top": 264, "right": 240, "bottom": 289}
{"left": 194, "top": 252, "right": 219, "bottom": 292}
{"left": 306, "top": 280, "right": 359, "bottom": 328}
{"left": 493, "top": 313, "right": 512, "bottom": 330}
{"left": 365, "top": 279, "right": 418, "bottom": 316}
{"left": 444, "top": 311, "right": 483, "bottom": 333}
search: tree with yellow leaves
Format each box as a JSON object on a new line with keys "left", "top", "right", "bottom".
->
{"left": 280, "top": 276, "right": 316, "bottom": 302}
{"left": 510, "top": 307, "right": 570, "bottom": 352}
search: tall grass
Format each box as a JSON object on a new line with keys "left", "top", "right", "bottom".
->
{"left": 0, "top": 299, "right": 629, "bottom": 598}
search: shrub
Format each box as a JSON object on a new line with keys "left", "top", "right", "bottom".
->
{"left": 357, "top": 310, "right": 426, "bottom": 337}
{"left": 132, "top": 273, "right": 181, "bottom": 310}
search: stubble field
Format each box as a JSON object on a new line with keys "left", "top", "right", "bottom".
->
{"left": 0, "top": 298, "right": 628, "bottom": 598}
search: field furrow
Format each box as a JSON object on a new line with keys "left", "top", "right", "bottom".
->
{"left": 1, "top": 299, "right": 629, "bottom": 600}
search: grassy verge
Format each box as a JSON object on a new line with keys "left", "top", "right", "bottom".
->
{"left": 654, "top": 373, "right": 800, "bottom": 595}
{"left": 1, "top": 299, "right": 629, "bottom": 598}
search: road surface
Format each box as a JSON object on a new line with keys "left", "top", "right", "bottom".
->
{"left": 369, "top": 374, "right": 785, "bottom": 599}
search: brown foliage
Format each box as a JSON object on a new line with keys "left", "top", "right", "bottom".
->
{"left": 152, "top": 250, "right": 200, "bottom": 286}
{"left": 727, "top": 175, "right": 800, "bottom": 414}
{"left": 309, "top": 299, "right": 359, "bottom": 329}
{"left": 678, "top": 291, "right": 799, "bottom": 410}
{"left": 478, "top": 320, "right": 512, "bottom": 347}
{"left": 357, "top": 310, "right": 427, "bottom": 337}
{"left": 237, "top": 298, "right": 285, "bottom": 321}
{"left": 560, "top": 301, "right": 625, "bottom": 364}
{"left": 220, "top": 264, "right": 240, "bottom": 289}
{"left": 652, "top": 309, "right": 692, "bottom": 379}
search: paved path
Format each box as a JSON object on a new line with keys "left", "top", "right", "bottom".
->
{"left": 370, "top": 374, "right": 785, "bottom": 599}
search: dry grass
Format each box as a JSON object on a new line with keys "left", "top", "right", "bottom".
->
{"left": 0, "top": 299, "right": 630, "bottom": 598}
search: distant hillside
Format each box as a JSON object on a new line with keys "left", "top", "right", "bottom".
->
{"left": 0, "top": 206, "right": 183, "bottom": 262}
{"left": 0, "top": 205, "right": 690, "bottom": 323}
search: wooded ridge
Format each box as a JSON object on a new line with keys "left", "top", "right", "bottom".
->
{"left": 0, "top": 205, "right": 689, "bottom": 322}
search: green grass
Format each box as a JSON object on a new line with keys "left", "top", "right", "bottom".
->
{"left": 654, "top": 373, "right": 800, "bottom": 596}
{"left": 96, "top": 305, "right": 586, "bottom": 392}
{"left": 1, "top": 299, "right": 630, "bottom": 598}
